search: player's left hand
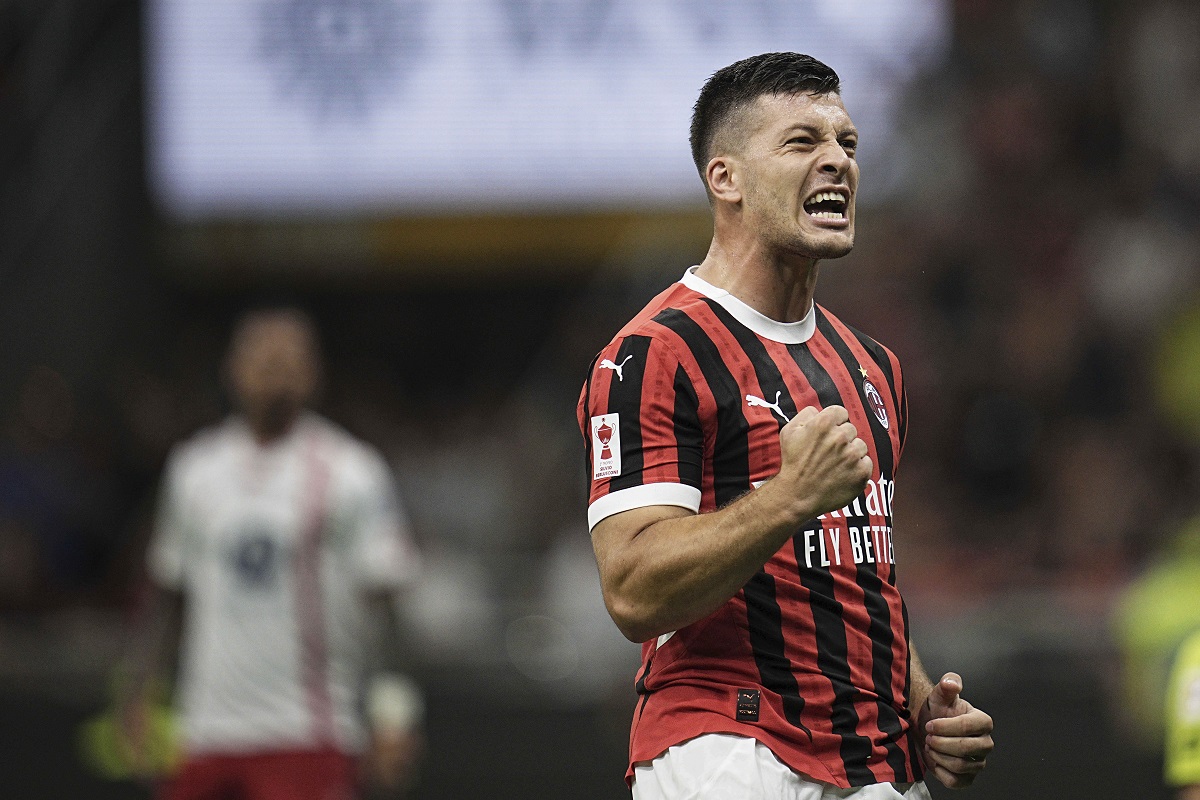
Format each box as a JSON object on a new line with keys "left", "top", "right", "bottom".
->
{"left": 364, "top": 727, "right": 424, "bottom": 794}
{"left": 917, "top": 672, "right": 993, "bottom": 789}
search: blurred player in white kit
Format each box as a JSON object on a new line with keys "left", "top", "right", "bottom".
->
{"left": 121, "top": 308, "right": 424, "bottom": 800}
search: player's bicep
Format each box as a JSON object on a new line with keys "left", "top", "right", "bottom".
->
{"left": 147, "top": 451, "right": 193, "bottom": 590}
{"left": 350, "top": 455, "right": 421, "bottom": 590}
{"left": 591, "top": 504, "right": 694, "bottom": 590}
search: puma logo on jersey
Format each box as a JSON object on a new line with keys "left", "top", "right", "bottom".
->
{"left": 746, "top": 391, "right": 790, "bottom": 423}
{"left": 599, "top": 355, "right": 633, "bottom": 381}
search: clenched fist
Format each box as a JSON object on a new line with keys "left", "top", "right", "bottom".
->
{"left": 776, "top": 405, "right": 871, "bottom": 521}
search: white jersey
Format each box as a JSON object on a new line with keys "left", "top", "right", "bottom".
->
{"left": 148, "top": 412, "right": 420, "bottom": 755}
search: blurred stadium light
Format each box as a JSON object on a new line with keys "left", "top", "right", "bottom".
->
{"left": 145, "top": 0, "right": 949, "bottom": 219}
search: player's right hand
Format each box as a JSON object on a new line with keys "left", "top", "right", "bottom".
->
{"left": 776, "top": 405, "right": 871, "bottom": 519}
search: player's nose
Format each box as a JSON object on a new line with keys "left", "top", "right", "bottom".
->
{"left": 817, "top": 142, "right": 852, "bottom": 177}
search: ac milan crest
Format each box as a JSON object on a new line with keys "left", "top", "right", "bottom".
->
{"left": 862, "top": 379, "right": 889, "bottom": 430}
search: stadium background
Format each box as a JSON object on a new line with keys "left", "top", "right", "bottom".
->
{"left": 2, "top": 0, "right": 1200, "bottom": 797}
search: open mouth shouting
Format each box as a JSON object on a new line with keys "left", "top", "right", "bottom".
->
{"left": 803, "top": 189, "right": 850, "bottom": 223}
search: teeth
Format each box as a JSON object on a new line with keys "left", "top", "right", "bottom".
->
{"left": 808, "top": 210, "right": 844, "bottom": 219}
{"left": 804, "top": 190, "right": 848, "bottom": 208}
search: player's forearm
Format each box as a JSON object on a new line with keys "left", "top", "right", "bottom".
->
{"left": 597, "top": 482, "right": 815, "bottom": 643}
{"left": 117, "top": 587, "right": 183, "bottom": 706}
{"left": 908, "top": 640, "right": 934, "bottom": 715}
{"left": 364, "top": 591, "right": 417, "bottom": 676}
{"left": 1178, "top": 786, "right": 1200, "bottom": 800}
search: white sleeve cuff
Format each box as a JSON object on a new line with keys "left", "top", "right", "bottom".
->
{"left": 587, "top": 483, "right": 701, "bottom": 530}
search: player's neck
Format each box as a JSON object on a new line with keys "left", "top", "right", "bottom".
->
{"left": 695, "top": 238, "right": 819, "bottom": 324}
{"left": 243, "top": 408, "right": 303, "bottom": 446}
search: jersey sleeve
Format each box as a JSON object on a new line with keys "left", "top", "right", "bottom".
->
{"left": 146, "top": 446, "right": 191, "bottom": 590}
{"left": 345, "top": 449, "right": 421, "bottom": 591}
{"left": 578, "top": 333, "right": 704, "bottom": 530}
{"left": 1166, "top": 630, "right": 1200, "bottom": 787}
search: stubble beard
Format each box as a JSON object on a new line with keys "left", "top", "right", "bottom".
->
{"left": 753, "top": 187, "right": 855, "bottom": 262}
{"left": 770, "top": 214, "right": 855, "bottom": 262}
{"left": 799, "top": 231, "right": 855, "bottom": 261}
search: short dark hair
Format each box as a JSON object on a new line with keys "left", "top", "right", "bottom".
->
{"left": 689, "top": 52, "right": 841, "bottom": 180}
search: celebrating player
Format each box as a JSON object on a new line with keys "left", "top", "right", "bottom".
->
{"left": 121, "top": 308, "right": 424, "bottom": 800}
{"left": 578, "top": 53, "right": 993, "bottom": 798}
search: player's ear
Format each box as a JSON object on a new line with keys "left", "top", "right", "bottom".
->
{"left": 706, "top": 156, "right": 741, "bottom": 204}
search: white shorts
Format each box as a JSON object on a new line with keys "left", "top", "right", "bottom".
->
{"left": 631, "top": 733, "right": 932, "bottom": 800}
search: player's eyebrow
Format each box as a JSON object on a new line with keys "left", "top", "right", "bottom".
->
{"left": 779, "top": 123, "right": 858, "bottom": 140}
{"left": 781, "top": 124, "right": 821, "bottom": 136}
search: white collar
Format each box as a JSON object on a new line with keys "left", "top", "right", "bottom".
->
{"left": 680, "top": 266, "right": 816, "bottom": 344}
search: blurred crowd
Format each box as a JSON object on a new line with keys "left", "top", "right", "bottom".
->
{"left": 1, "top": 0, "right": 1200, "bottom": 761}
{"left": 831, "top": 0, "right": 1200, "bottom": 607}
{"left": 837, "top": 0, "right": 1200, "bottom": 606}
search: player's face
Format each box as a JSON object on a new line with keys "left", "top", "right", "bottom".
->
{"left": 228, "top": 318, "right": 319, "bottom": 433}
{"left": 734, "top": 91, "right": 859, "bottom": 259}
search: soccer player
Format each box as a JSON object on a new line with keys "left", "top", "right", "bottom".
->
{"left": 1166, "top": 628, "right": 1200, "bottom": 799}
{"left": 121, "top": 308, "right": 424, "bottom": 800}
{"left": 577, "top": 53, "right": 994, "bottom": 798}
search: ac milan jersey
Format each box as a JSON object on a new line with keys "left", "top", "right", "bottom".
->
{"left": 149, "top": 413, "right": 420, "bottom": 755}
{"left": 577, "top": 268, "right": 920, "bottom": 788}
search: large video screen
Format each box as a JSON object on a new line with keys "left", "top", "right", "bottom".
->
{"left": 146, "top": 0, "right": 948, "bottom": 218}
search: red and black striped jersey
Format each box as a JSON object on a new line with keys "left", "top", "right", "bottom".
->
{"left": 577, "top": 267, "right": 919, "bottom": 788}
